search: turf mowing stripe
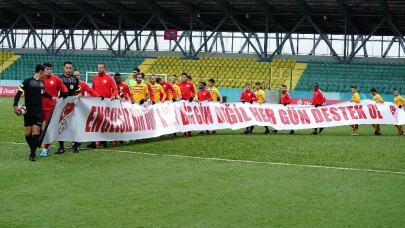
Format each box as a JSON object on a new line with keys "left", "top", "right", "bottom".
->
{"left": 7, "top": 141, "right": 404, "bottom": 175}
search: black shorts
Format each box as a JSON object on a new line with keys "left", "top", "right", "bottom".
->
{"left": 24, "top": 107, "right": 43, "bottom": 127}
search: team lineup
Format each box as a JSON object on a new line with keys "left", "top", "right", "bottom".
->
{"left": 13, "top": 62, "right": 405, "bottom": 161}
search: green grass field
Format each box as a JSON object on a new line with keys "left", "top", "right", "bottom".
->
{"left": 0, "top": 97, "right": 404, "bottom": 227}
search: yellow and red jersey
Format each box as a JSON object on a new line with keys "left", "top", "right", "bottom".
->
{"left": 394, "top": 95, "right": 404, "bottom": 106}
{"left": 131, "top": 82, "right": 149, "bottom": 103}
{"left": 208, "top": 86, "right": 220, "bottom": 102}
{"left": 171, "top": 84, "right": 181, "bottom": 100}
{"left": 255, "top": 89, "right": 265, "bottom": 104}
{"left": 149, "top": 83, "right": 166, "bottom": 103}
{"left": 351, "top": 92, "right": 360, "bottom": 103}
{"left": 372, "top": 93, "right": 384, "bottom": 103}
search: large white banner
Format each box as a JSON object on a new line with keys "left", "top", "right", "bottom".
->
{"left": 42, "top": 97, "right": 405, "bottom": 144}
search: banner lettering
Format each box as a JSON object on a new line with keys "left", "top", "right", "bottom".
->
{"left": 42, "top": 97, "right": 405, "bottom": 144}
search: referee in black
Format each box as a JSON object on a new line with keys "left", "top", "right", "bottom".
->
{"left": 56, "top": 60, "right": 81, "bottom": 154}
{"left": 13, "top": 64, "right": 58, "bottom": 161}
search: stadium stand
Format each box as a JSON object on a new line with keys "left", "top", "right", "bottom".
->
{"left": 0, "top": 52, "right": 20, "bottom": 73}
{"left": 3, "top": 53, "right": 402, "bottom": 94}
{"left": 144, "top": 56, "right": 297, "bottom": 89}
{"left": 295, "top": 60, "right": 405, "bottom": 94}
{"left": 0, "top": 53, "right": 145, "bottom": 80}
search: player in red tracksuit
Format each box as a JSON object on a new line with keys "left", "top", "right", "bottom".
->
{"left": 239, "top": 83, "right": 258, "bottom": 134}
{"left": 114, "top": 73, "right": 133, "bottom": 102}
{"left": 196, "top": 81, "right": 213, "bottom": 135}
{"left": 272, "top": 84, "right": 294, "bottom": 134}
{"left": 157, "top": 78, "right": 177, "bottom": 102}
{"left": 239, "top": 83, "right": 258, "bottom": 103}
{"left": 91, "top": 62, "right": 119, "bottom": 100}
{"left": 178, "top": 73, "right": 196, "bottom": 101}
{"left": 88, "top": 62, "right": 118, "bottom": 149}
{"left": 178, "top": 73, "right": 196, "bottom": 136}
{"left": 311, "top": 83, "right": 326, "bottom": 135}
{"left": 73, "top": 71, "right": 100, "bottom": 97}
{"left": 197, "top": 82, "right": 212, "bottom": 101}
{"left": 40, "top": 62, "right": 68, "bottom": 157}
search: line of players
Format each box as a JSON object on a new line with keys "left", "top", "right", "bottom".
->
{"left": 13, "top": 62, "right": 405, "bottom": 161}
{"left": 13, "top": 61, "right": 225, "bottom": 160}
{"left": 239, "top": 82, "right": 404, "bottom": 136}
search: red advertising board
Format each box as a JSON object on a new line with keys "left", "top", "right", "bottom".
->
{"left": 0, "top": 86, "right": 23, "bottom": 97}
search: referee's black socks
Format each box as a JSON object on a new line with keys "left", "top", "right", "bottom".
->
{"left": 30, "top": 134, "right": 40, "bottom": 155}
{"left": 25, "top": 135, "right": 33, "bottom": 149}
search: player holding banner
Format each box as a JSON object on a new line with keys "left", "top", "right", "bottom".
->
{"left": 149, "top": 75, "right": 166, "bottom": 103}
{"left": 311, "top": 83, "right": 326, "bottom": 135}
{"left": 169, "top": 75, "right": 181, "bottom": 101}
{"left": 74, "top": 70, "right": 100, "bottom": 97}
{"left": 252, "top": 82, "right": 270, "bottom": 134}
{"left": 40, "top": 62, "right": 68, "bottom": 157}
{"left": 178, "top": 73, "right": 196, "bottom": 137}
{"left": 114, "top": 73, "right": 133, "bottom": 102}
{"left": 239, "top": 83, "right": 258, "bottom": 134}
{"left": 370, "top": 88, "right": 383, "bottom": 135}
{"left": 13, "top": 64, "right": 58, "bottom": 161}
{"left": 350, "top": 86, "right": 360, "bottom": 136}
{"left": 393, "top": 89, "right": 404, "bottom": 135}
{"left": 156, "top": 77, "right": 176, "bottom": 102}
{"left": 131, "top": 72, "right": 150, "bottom": 104}
{"left": 57, "top": 61, "right": 81, "bottom": 154}
{"left": 196, "top": 81, "right": 213, "bottom": 135}
{"left": 272, "top": 84, "right": 294, "bottom": 135}
{"left": 87, "top": 62, "right": 119, "bottom": 149}
{"left": 207, "top": 78, "right": 223, "bottom": 103}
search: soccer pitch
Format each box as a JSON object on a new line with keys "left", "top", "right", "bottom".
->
{"left": 0, "top": 97, "right": 404, "bottom": 227}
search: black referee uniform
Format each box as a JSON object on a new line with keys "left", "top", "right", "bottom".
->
{"left": 14, "top": 76, "right": 52, "bottom": 160}
{"left": 56, "top": 74, "right": 80, "bottom": 153}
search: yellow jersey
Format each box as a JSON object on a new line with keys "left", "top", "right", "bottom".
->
{"left": 394, "top": 95, "right": 404, "bottom": 106}
{"left": 131, "top": 83, "right": 149, "bottom": 102}
{"left": 150, "top": 83, "right": 166, "bottom": 103}
{"left": 170, "top": 84, "right": 181, "bottom": 100}
{"left": 208, "top": 86, "right": 220, "bottom": 102}
{"left": 372, "top": 93, "right": 384, "bottom": 103}
{"left": 255, "top": 89, "right": 265, "bottom": 104}
{"left": 351, "top": 92, "right": 360, "bottom": 103}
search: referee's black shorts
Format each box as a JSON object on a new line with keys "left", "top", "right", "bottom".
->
{"left": 24, "top": 107, "right": 43, "bottom": 127}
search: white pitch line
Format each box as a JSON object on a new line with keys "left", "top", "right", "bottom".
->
{"left": 5, "top": 141, "right": 405, "bottom": 175}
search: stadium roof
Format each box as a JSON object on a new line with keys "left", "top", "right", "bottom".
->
{"left": 0, "top": 0, "right": 404, "bottom": 36}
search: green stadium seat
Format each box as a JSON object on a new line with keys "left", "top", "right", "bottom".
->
{"left": 295, "top": 61, "right": 404, "bottom": 94}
